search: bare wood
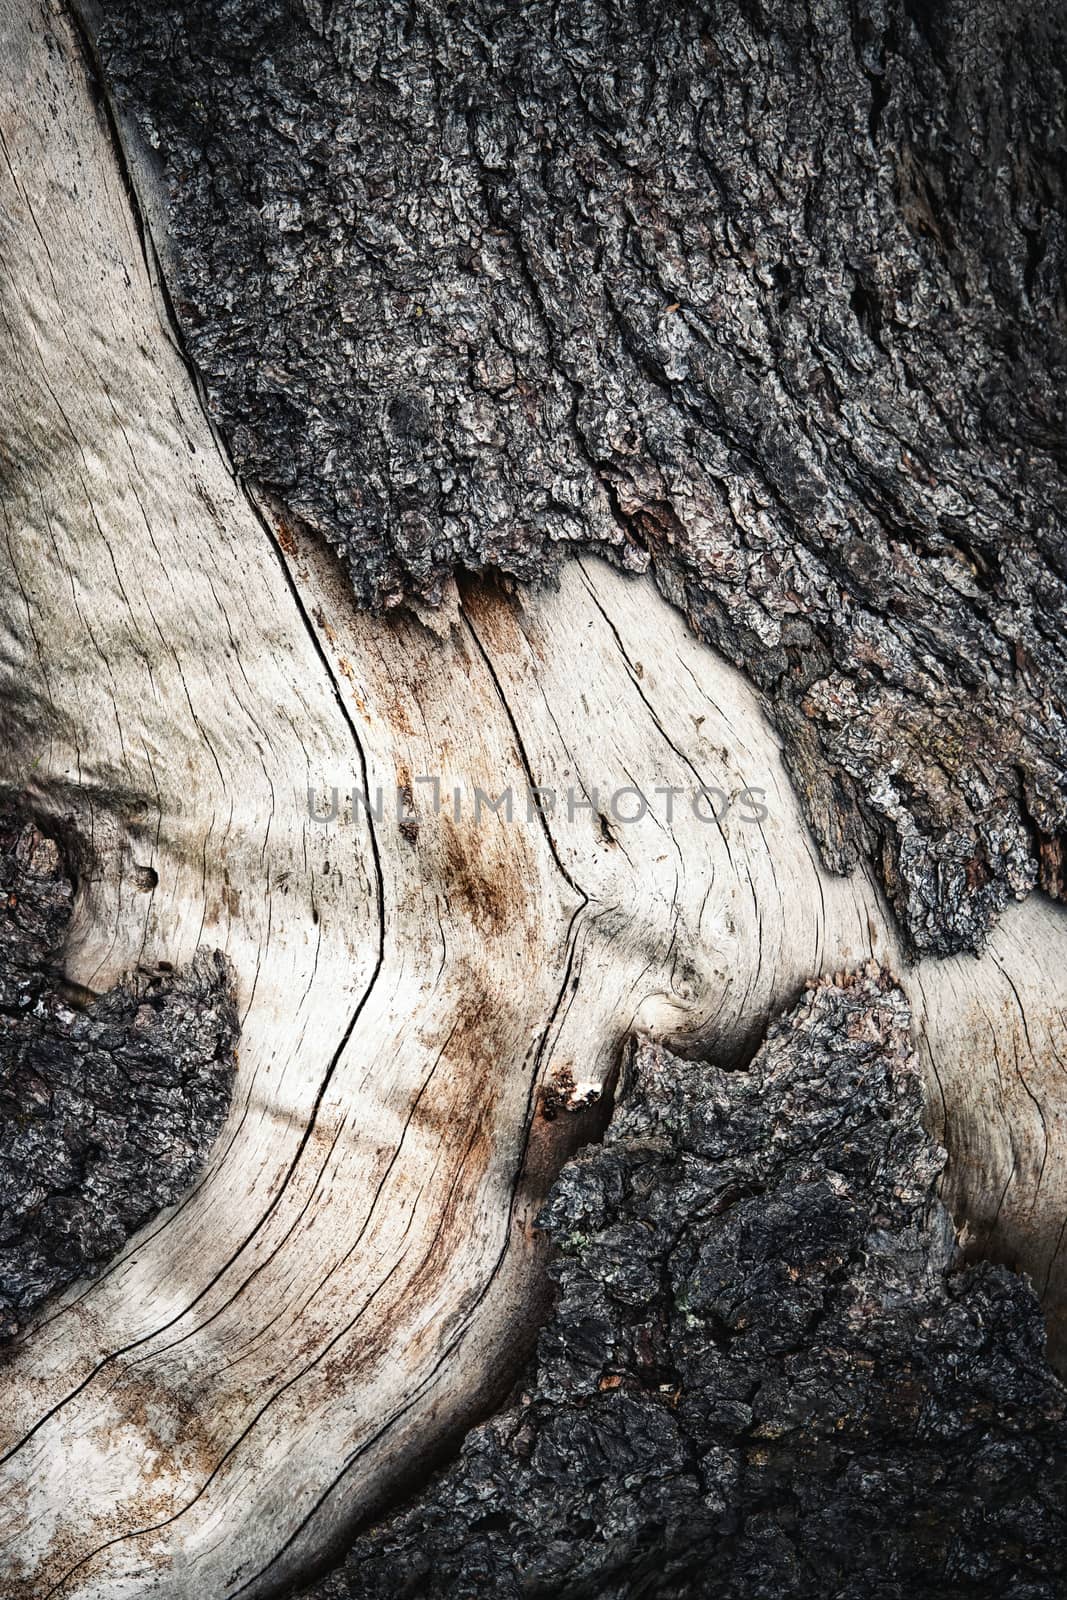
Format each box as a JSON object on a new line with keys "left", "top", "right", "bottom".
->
{"left": 0, "top": 6, "right": 1065, "bottom": 1598}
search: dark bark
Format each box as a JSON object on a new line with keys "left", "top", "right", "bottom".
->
{"left": 87, "top": 0, "right": 1067, "bottom": 955}
{"left": 0, "top": 804, "right": 238, "bottom": 1341}
{"left": 296, "top": 969, "right": 1067, "bottom": 1600}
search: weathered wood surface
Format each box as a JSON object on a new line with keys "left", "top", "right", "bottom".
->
{"left": 0, "top": 5, "right": 1065, "bottom": 1599}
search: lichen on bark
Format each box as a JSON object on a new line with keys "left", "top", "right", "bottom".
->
{"left": 0, "top": 804, "right": 238, "bottom": 1341}
{"left": 297, "top": 969, "right": 1067, "bottom": 1600}
{"left": 88, "top": 0, "right": 1067, "bottom": 955}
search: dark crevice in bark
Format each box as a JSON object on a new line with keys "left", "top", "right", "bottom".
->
{"left": 83, "top": 0, "right": 1067, "bottom": 956}
{"left": 294, "top": 969, "right": 1067, "bottom": 1600}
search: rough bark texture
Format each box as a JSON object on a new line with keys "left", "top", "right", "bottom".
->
{"left": 298, "top": 968, "right": 1067, "bottom": 1600}
{"left": 89, "top": 0, "right": 1067, "bottom": 956}
{"left": 0, "top": 804, "right": 238, "bottom": 1342}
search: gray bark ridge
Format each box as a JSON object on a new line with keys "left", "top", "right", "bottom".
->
{"left": 89, "top": 0, "right": 1067, "bottom": 956}
{"left": 0, "top": 804, "right": 238, "bottom": 1341}
{"left": 299, "top": 968, "right": 1067, "bottom": 1600}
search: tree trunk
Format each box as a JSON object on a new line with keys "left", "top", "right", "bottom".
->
{"left": 1, "top": 2, "right": 1066, "bottom": 1598}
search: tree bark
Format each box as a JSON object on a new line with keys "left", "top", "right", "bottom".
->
{"left": 296, "top": 971, "right": 1067, "bottom": 1600}
{"left": 0, "top": 803, "right": 238, "bottom": 1343}
{"left": 0, "top": 3, "right": 1066, "bottom": 1599}
{"left": 88, "top": 0, "right": 1067, "bottom": 956}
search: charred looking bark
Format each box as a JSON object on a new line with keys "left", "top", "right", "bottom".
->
{"left": 0, "top": 805, "right": 237, "bottom": 1341}
{"left": 88, "top": 0, "right": 1067, "bottom": 956}
{"left": 296, "top": 970, "right": 1067, "bottom": 1600}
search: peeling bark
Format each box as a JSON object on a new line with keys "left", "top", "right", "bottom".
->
{"left": 89, "top": 0, "right": 1067, "bottom": 955}
{"left": 299, "top": 970, "right": 1067, "bottom": 1600}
